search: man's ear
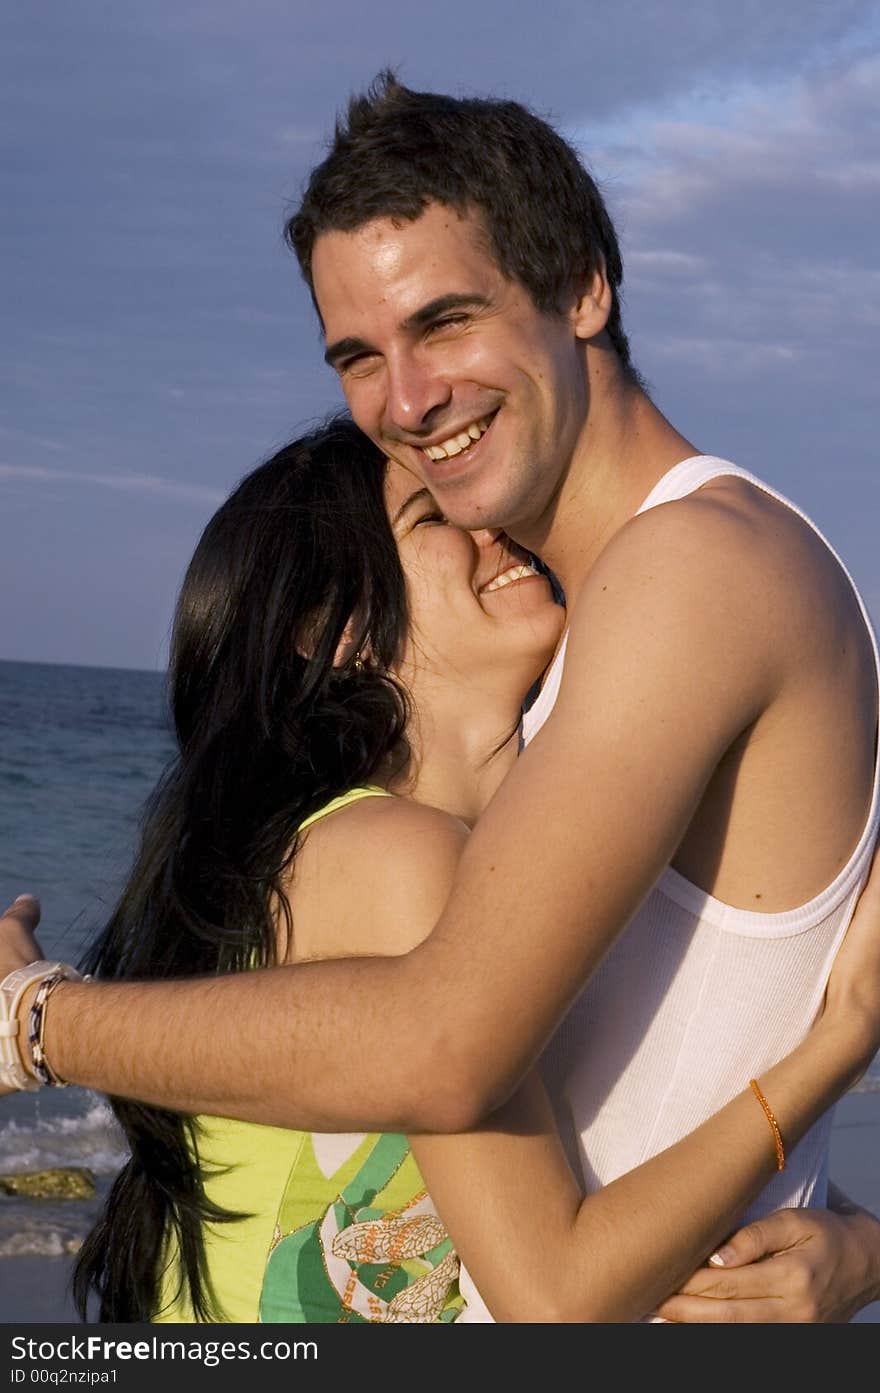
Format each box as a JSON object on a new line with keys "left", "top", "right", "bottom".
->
{"left": 571, "top": 263, "right": 613, "bottom": 341}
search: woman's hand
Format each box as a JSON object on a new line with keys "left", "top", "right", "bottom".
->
{"left": 653, "top": 1201, "right": 880, "bottom": 1322}
{"left": 0, "top": 895, "right": 44, "bottom": 1097}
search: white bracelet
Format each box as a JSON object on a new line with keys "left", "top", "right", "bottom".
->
{"left": 0, "top": 960, "right": 85, "bottom": 1091}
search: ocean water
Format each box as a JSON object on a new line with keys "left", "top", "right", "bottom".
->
{"left": 0, "top": 658, "right": 878, "bottom": 1275}
{"left": 0, "top": 658, "right": 175, "bottom": 1259}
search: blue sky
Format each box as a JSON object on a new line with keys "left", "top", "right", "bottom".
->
{"left": 2, "top": 1, "right": 878, "bottom": 669}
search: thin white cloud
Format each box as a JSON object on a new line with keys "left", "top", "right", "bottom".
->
{"left": 0, "top": 426, "right": 68, "bottom": 454}
{"left": 626, "top": 250, "right": 709, "bottom": 276}
{"left": 649, "top": 334, "right": 802, "bottom": 376}
{"left": 612, "top": 53, "right": 880, "bottom": 231}
{"left": 579, "top": 51, "right": 880, "bottom": 398}
{"left": 0, "top": 465, "right": 224, "bottom": 507}
{"left": 276, "top": 126, "right": 323, "bottom": 147}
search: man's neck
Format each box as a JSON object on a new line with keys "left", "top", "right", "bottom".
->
{"left": 517, "top": 354, "right": 700, "bottom": 601}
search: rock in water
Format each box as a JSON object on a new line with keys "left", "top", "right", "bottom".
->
{"left": 0, "top": 1167, "right": 96, "bottom": 1199}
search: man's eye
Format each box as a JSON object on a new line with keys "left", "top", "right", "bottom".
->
{"left": 427, "top": 315, "right": 467, "bottom": 334}
{"left": 339, "top": 353, "right": 378, "bottom": 377}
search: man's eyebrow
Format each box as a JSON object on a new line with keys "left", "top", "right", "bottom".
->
{"left": 392, "top": 486, "right": 433, "bottom": 525}
{"left": 402, "top": 293, "right": 491, "bottom": 332}
{"left": 323, "top": 336, "right": 372, "bottom": 369}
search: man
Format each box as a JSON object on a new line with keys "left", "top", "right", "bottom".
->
{"left": 3, "top": 74, "right": 880, "bottom": 1320}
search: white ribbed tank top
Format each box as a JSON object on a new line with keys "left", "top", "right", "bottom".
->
{"left": 525, "top": 455, "right": 880, "bottom": 1218}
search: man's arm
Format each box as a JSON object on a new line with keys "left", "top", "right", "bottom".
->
{"left": 653, "top": 1191, "right": 880, "bottom": 1322}
{"left": 4, "top": 498, "right": 877, "bottom": 1130}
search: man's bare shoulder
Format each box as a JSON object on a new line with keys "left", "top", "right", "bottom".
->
{"left": 286, "top": 796, "right": 469, "bottom": 963}
{"left": 564, "top": 474, "right": 856, "bottom": 690}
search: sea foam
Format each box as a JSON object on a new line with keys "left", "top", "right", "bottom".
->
{"left": 0, "top": 1098, "right": 127, "bottom": 1176}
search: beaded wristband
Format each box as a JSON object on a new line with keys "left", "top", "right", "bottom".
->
{"left": 0, "top": 960, "right": 87, "bottom": 1091}
{"left": 27, "top": 974, "right": 70, "bottom": 1087}
{"left": 750, "top": 1077, "right": 786, "bottom": 1171}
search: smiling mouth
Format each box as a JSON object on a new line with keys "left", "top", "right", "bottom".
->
{"left": 421, "top": 413, "right": 495, "bottom": 462}
{"left": 479, "top": 563, "right": 540, "bottom": 594}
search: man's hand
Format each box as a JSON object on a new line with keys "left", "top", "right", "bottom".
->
{"left": 654, "top": 1203, "right": 880, "bottom": 1322}
{"left": 0, "top": 895, "right": 44, "bottom": 1097}
{"left": 0, "top": 895, "right": 43, "bottom": 973}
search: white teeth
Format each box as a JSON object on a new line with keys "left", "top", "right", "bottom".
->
{"left": 482, "top": 564, "right": 538, "bottom": 594}
{"left": 422, "top": 415, "right": 492, "bottom": 462}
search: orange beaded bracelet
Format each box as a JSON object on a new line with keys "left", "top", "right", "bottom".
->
{"left": 749, "top": 1077, "right": 786, "bottom": 1171}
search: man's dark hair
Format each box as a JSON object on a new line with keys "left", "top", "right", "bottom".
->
{"left": 286, "top": 71, "right": 637, "bottom": 379}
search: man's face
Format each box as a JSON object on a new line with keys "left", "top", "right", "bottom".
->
{"left": 312, "top": 202, "right": 592, "bottom": 539}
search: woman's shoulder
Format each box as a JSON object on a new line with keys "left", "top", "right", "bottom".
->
{"left": 286, "top": 793, "right": 468, "bottom": 963}
{"left": 302, "top": 790, "right": 469, "bottom": 873}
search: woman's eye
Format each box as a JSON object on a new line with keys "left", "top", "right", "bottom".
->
{"left": 416, "top": 511, "right": 448, "bottom": 526}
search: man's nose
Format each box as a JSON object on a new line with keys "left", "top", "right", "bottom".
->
{"left": 471, "top": 530, "right": 513, "bottom": 590}
{"left": 385, "top": 351, "right": 452, "bottom": 434}
{"left": 470, "top": 529, "right": 504, "bottom": 551}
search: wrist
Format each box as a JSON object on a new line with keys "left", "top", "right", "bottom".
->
{"left": 0, "top": 962, "right": 57, "bottom": 1091}
{"left": 18, "top": 981, "right": 40, "bottom": 1080}
{"left": 832, "top": 1202, "right": 880, "bottom": 1312}
{"left": 39, "top": 978, "right": 74, "bottom": 1085}
{"left": 0, "top": 966, "right": 85, "bottom": 1091}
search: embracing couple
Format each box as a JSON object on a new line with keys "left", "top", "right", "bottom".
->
{"left": 2, "top": 74, "right": 880, "bottom": 1324}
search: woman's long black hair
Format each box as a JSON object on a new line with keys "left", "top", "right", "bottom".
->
{"left": 72, "top": 416, "right": 410, "bottom": 1322}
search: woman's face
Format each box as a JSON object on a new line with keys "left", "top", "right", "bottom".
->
{"left": 384, "top": 459, "right": 564, "bottom": 707}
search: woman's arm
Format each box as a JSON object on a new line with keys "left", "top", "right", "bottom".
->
{"left": 411, "top": 846, "right": 880, "bottom": 1322}
{"left": 410, "top": 1020, "right": 868, "bottom": 1323}
{"left": 286, "top": 797, "right": 880, "bottom": 1324}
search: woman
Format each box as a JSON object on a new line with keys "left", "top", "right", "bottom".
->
{"left": 69, "top": 417, "right": 879, "bottom": 1323}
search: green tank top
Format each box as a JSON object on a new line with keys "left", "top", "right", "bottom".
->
{"left": 154, "top": 787, "right": 463, "bottom": 1324}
